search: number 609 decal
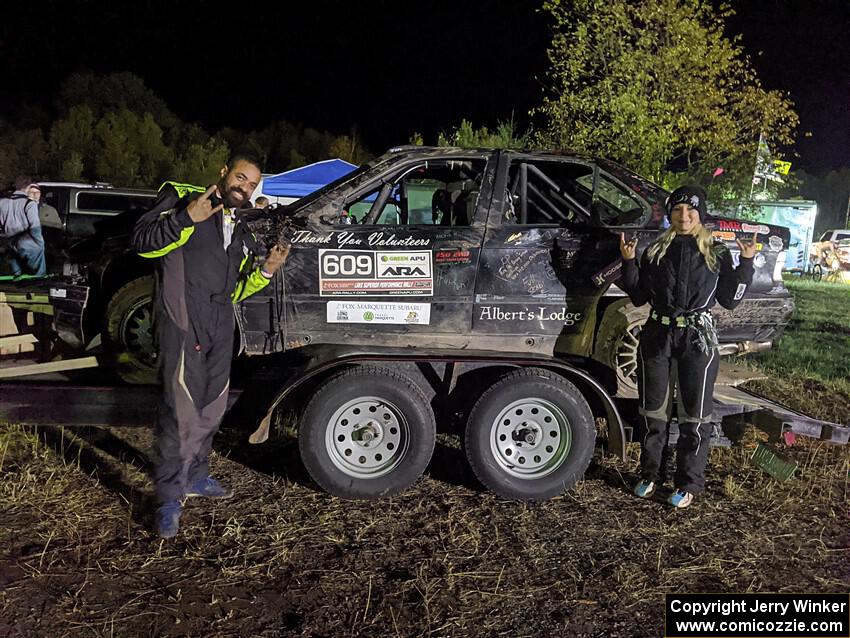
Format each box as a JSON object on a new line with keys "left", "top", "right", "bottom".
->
{"left": 320, "top": 250, "right": 375, "bottom": 278}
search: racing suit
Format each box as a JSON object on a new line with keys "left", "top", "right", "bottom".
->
{"left": 620, "top": 234, "right": 754, "bottom": 493}
{"left": 132, "top": 183, "right": 272, "bottom": 504}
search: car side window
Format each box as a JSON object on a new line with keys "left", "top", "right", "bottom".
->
{"left": 339, "top": 159, "right": 487, "bottom": 226}
{"left": 505, "top": 160, "right": 593, "bottom": 225}
{"left": 76, "top": 192, "right": 156, "bottom": 214}
{"left": 576, "top": 172, "right": 649, "bottom": 226}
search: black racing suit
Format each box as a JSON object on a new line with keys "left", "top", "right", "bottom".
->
{"left": 132, "top": 184, "right": 271, "bottom": 504}
{"left": 620, "top": 234, "right": 754, "bottom": 493}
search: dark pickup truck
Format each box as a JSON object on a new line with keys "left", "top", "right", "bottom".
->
{"left": 63, "top": 146, "right": 795, "bottom": 500}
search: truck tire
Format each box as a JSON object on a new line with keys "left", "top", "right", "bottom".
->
{"left": 298, "top": 365, "right": 436, "bottom": 499}
{"left": 593, "top": 301, "right": 648, "bottom": 395}
{"left": 464, "top": 368, "right": 595, "bottom": 501}
{"left": 105, "top": 276, "right": 158, "bottom": 385}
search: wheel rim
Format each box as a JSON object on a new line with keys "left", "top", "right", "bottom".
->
{"left": 615, "top": 321, "right": 642, "bottom": 390}
{"left": 120, "top": 298, "right": 156, "bottom": 366}
{"left": 489, "top": 398, "right": 572, "bottom": 479}
{"left": 325, "top": 397, "right": 409, "bottom": 479}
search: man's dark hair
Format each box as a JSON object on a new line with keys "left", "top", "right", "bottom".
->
{"left": 226, "top": 149, "right": 263, "bottom": 173}
{"left": 14, "top": 175, "right": 33, "bottom": 191}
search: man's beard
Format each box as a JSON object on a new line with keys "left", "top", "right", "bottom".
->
{"left": 220, "top": 183, "right": 249, "bottom": 209}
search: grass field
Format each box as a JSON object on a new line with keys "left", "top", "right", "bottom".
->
{"left": 0, "top": 277, "right": 848, "bottom": 637}
{"left": 744, "top": 278, "right": 850, "bottom": 424}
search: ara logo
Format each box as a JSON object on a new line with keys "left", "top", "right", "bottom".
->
{"left": 380, "top": 265, "right": 428, "bottom": 277}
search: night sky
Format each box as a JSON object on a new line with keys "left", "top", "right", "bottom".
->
{"left": 2, "top": 0, "right": 848, "bottom": 175}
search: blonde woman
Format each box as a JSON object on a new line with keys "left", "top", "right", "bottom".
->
{"left": 619, "top": 186, "right": 758, "bottom": 508}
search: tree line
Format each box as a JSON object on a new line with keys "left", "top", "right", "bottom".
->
{"left": 0, "top": 71, "right": 373, "bottom": 190}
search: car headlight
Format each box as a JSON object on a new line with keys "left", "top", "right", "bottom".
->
{"left": 773, "top": 250, "right": 786, "bottom": 282}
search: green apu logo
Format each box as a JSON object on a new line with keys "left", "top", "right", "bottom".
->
{"left": 363, "top": 311, "right": 375, "bottom": 321}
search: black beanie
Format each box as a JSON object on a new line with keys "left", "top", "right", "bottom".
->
{"left": 666, "top": 185, "right": 708, "bottom": 223}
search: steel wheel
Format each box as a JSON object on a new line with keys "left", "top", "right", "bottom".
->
{"left": 489, "top": 398, "right": 571, "bottom": 479}
{"left": 325, "top": 397, "right": 409, "bottom": 479}
{"left": 464, "top": 368, "right": 595, "bottom": 500}
{"left": 298, "top": 365, "right": 436, "bottom": 499}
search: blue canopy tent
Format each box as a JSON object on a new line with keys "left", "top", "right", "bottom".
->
{"left": 261, "top": 158, "right": 358, "bottom": 198}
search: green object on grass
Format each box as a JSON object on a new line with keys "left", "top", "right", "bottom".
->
{"left": 750, "top": 442, "right": 797, "bottom": 481}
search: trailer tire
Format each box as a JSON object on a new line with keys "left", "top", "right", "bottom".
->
{"left": 105, "top": 276, "right": 157, "bottom": 385}
{"left": 298, "top": 365, "right": 436, "bottom": 499}
{"left": 464, "top": 368, "right": 595, "bottom": 501}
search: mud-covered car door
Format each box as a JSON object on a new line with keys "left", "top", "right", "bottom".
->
{"left": 473, "top": 153, "right": 651, "bottom": 357}
{"left": 277, "top": 153, "right": 495, "bottom": 349}
{"left": 473, "top": 153, "right": 619, "bottom": 354}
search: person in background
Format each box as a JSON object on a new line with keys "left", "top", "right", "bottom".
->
{"left": 254, "top": 196, "right": 270, "bottom": 209}
{"left": 0, "top": 176, "right": 47, "bottom": 276}
{"left": 26, "top": 183, "right": 62, "bottom": 230}
{"left": 618, "top": 185, "right": 758, "bottom": 509}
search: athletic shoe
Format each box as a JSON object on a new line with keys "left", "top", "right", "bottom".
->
{"left": 184, "top": 476, "right": 234, "bottom": 499}
{"left": 633, "top": 480, "right": 656, "bottom": 498}
{"left": 156, "top": 501, "right": 183, "bottom": 538}
{"left": 669, "top": 489, "right": 694, "bottom": 509}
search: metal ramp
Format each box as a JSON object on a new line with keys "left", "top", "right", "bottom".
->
{"left": 625, "top": 361, "right": 849, "bottom": 448}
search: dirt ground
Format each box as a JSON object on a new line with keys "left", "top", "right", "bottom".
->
{"left": 1, "top": 412, "right": 848, "bottom": 638}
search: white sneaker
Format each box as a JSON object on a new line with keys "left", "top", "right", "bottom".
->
{"left": 669, "top": 489, "right": 694, "bottom": 509}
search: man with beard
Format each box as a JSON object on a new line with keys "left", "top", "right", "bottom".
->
{"left": 132, "top": 151, "right": 289, "bottom": 538}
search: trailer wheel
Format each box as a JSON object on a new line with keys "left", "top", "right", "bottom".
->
{"left": 298, "top": 365, "right": 436, "bottom": 499}
{"left": 594, "top": 302, "right": 648, "bottom": 395}
{"left": 105, "top": 276, "right": 157, "bottom": 385}
{"left": 464, "top": 368, "right": 595, "bottom": 501}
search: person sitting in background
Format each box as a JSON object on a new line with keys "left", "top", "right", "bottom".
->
{"left": 0, "top": 176, "right": 47, "bottom": 276}
{"left": 27, "top": 183, "right": 63, "bottom": 232}
{"left": 254, "top": 196, "right": 270, "bottom": 209}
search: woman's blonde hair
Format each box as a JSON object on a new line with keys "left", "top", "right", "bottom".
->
{"left": 646, "top": 224, "right": 719, "bottom": 271}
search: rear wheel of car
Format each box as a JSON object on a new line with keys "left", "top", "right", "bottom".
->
{"left": 298, "top": 365, "right": 436, "bottom": 499}
{"left": 464, "top": 368, "right": 595, "bottom": 501}
{"left": 593, "top": 301, "right": 648, "bottom": 395}
{"left": 105, "top": 276, "right": 157, "bottom": 384}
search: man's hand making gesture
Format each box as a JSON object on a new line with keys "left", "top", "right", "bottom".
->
{"left": 187, "top": 185, "right": 224, "bottom": 223}
{"left": 262, "top": 243, "right": 290, "bottom": 276}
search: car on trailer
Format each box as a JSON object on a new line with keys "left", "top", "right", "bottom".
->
{"left": 56, "top": 146, "right": 795, "bottom": 499}
{"left": 222, "top": 145, "right": 795, "bottom": 500}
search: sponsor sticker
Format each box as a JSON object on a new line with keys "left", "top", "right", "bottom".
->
{"left": 592, "top": 260, "right": 623, "bottom": 287}
{"left": 435, "top": 249, "right": 472, "bottom": 265}
{"left": 712, "top": 231, "right": 738, "bottom": 241}
{"left": 742, "top": 223, "right": 771, "bottom": 235}
{"left": 320, "top": 249, "right": 433, "bottom": 296}
{"left": 326, "top": 301, "right": 431, "bottom": 325}
{"left": 49, "top": 288, "right": 67, "bottom": 298}
{"left": 479, "top": 306, "right": 583, "bottom": 326}
{"left": 769, "top": 235, "right": 784, "bottom": 251}
{"left": 716, "top": 220, "right": 742, "bottom": 231}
